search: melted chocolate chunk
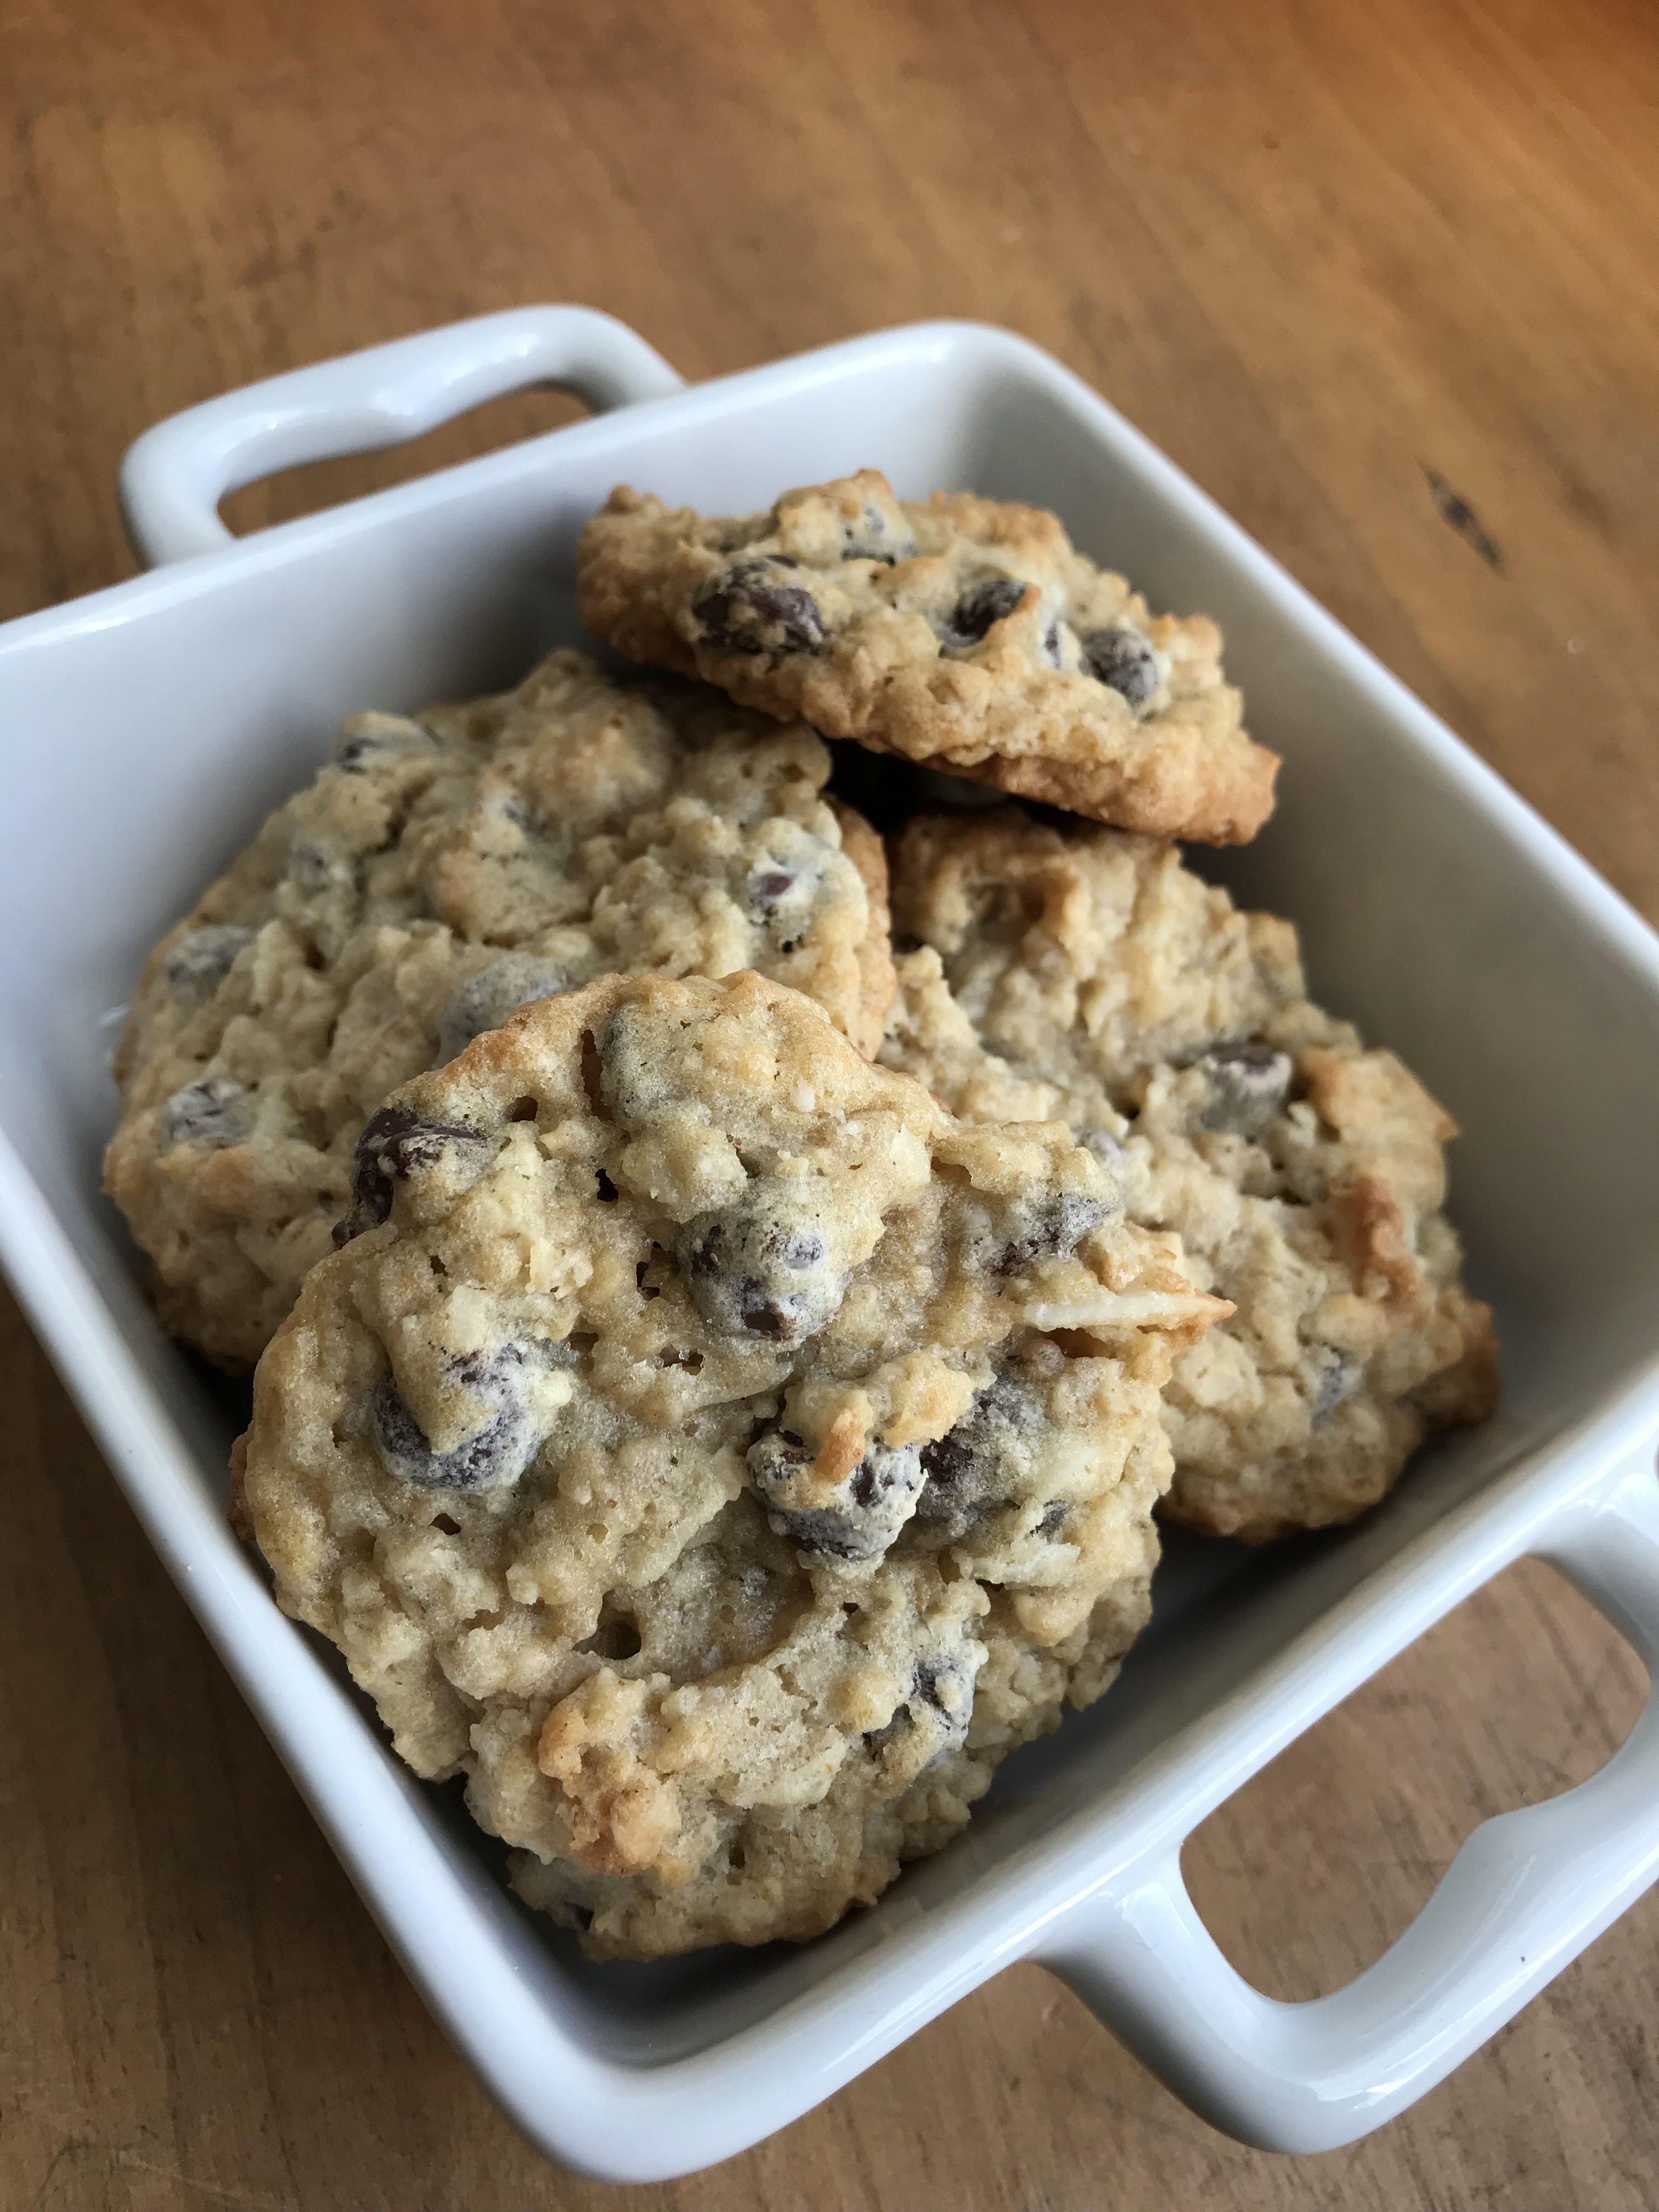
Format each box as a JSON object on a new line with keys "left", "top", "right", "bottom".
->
{"left": 918, "top": 1372, "right": 1043, "bottom": 1539}
{"left": 331, "top": 714, "right": 442, "bottom": 772}
{"left": 991, "top": 1191, "right": 1117, "bottom": 1276}
{"left": 164, "top": 925, "right": 254, "bottom": 1008}
{"left": 744, "top": 848, "right": 827, "bottom": 947}
{"left": 747, "top": 1426, "right": 924, "bottom": 1563}
{"left": 287, "top": 842, "right": 356, "bottom": 896}
{"left": 681, "top": 1192, "right": 845, "bottom": 1345}
{"left": 692, "top": 559, "right": 826, "bottom": 656}
{"left": 436, "top": 952, "right": 569, "bottom": 1064}
{"left": 864, "top": 1636, "right": 982, "bottom": 1762}
{"left": 841, "top": 505, "right": 917, "bottom": 564}
{"left": 1081, "top": 625, "right": 1160, "bottom": 707}
{"left": 1196, "top": 1041, "right": 1294, "bottom": 1139}
{"left": 907, "top": 1648, "right": 977, "bottom": 1749}
{"left": 452, "top": 1338, "right": 577, "bottom": 1392}
{"left": 369, "top": 1339, "right": 569, "bottom": 1494}
{"left": 939, "top": 575, "right": 1032, "bottom": 653}
{"left": 161, "top": 1076, "right": 251, "bottom": 1150}
{"left": 487, "top": 793, "right": 533, "bottom": 834}
{"left": 746, "top": 867, "right": 797, "bottom": 921}
{"left": 1310, "top": 1345, "right": 1362, "bottom": 1424}
{"left": 335, "top": 1104, "right": 487, "bottom": 1244}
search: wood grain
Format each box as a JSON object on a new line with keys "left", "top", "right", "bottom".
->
{"left": 3, "top": 0, "right": 1658, "bottom": 2204}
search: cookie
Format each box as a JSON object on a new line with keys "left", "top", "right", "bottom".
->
{"left": 234, "top": 970, "right": 1227, "bottom": 1957}
{"left": 577, "top": 470, "right": 1278, "bottom": 843}
{"left": 105, "top": 651, "right": 895, "bottom": 1370}
{"left": 879, "top": 811, "right": 1497, "bottom": 1543}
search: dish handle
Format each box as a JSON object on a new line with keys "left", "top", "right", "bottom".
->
{"left": 1036, "top": 1440, "right": 1659, "bottom": 2151}
{"left": 117, "top": 305, "right": 686, "bottom": 567}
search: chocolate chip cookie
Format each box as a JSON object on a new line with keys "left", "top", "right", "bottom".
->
{"left": 880, "top": 811, "right": 1497, "bottom": 1542}
{"left": 577, "top": 470, "right": 1278, "bottom": 843}
{"left": 234, "top": 970, "right": 1227, "bottom": 1956}
{"left": 106, "top": 652, "right": 895, "bottom": 1370}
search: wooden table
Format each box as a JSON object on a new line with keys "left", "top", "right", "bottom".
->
{"left": 5, "top": 2, "right": 1658, "bottom": 2204}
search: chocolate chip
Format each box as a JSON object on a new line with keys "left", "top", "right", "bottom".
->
{"left": 489, "top": 793, "right": 533, "bottom": 833}
{"left": 747, "top": 1426, "right": 809, "bottom": 1478}
{"left": 287, "top": 842, "right": 356, "bottom": 896}
{"left": 164, "top": 925, "right": 255, "bottom": 1008}
{"left": 747, "top": 868, "right": 797, "bottom": 921}
{"left": 864, "top": 1636, "right": 983, "bottom": 1764}
{"left": 452, "top": 1338, "right": 577, "bottom": 1388}
{"left": 1310, "top": 1346, "right": 1362, "bottom": 1424}
{"left": 436, "top": 952, "right": 569, "bottom": 1063}
{"left": 161, "top": 1076, "right": 250, "bottom": 1150}
{"left": 331, "top": 714, "right": 442, "bottom": 772}
{"left": 747, "top": 1426, "right": 925, "bottom": 1563}
{"left": 990, "top": 1191, "right": 1117, "bottom": 1276}
{"left": 1081, "top": 626, "right": 1159, "bottom": 707}
{"left": 692, "top": 559, "right": 826, "bottom": 657}
{"left": 907, "top": 1650, "right": 977, "bottom": 1750}
{"left": 939, "top": 575, "right": 1032, "bottom": 653}
{"left": 369, "top": 1339, "right": 569, "bottom": 1494}
{"left": 1036, "top": 1501, "right": 1070, "bottom": 1540}
{"left": 745, "top": 848, "right": 828, "bottom": 944}
{"left": 918, "top": 1372, "right": 1042, "bottom": 1539}
{"left": 681, "top": 1193, "right": 845, "bottom": 1345}
{"left": 1196, "top": 1041, "right": 1294, "bottom": 1139}
{"left": 335, "top": 1103, "right": 486, "bottom": 1244}
{"left": 911, "top": 1655, "right": 961, "bottom": 1713}
{"left": 1042, "top": 619, "right": 1068, "bottom": 668}
{"left": 841, "top": 505, "right": 917, "bottom": 564}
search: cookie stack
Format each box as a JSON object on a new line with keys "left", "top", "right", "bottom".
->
{"left": 106, "top": 469, "right": 1495, "bottom": 1959}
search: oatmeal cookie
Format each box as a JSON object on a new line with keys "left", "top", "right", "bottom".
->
{"left": 106, "top": 651, "right": 895, "bottom": 1369}
{"left": 577, "top": 470, "right": 1278, "bottom": 843}
{"left": 880, "top": 811, "right": 1497, "bottom": 1543}
{"left": 235, "top": 970, "right": 1227, "bottom": 1956}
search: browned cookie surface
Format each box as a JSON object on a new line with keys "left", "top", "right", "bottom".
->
{"left": 578, "top": 470, "right": 1278, "bottom": 843}
{"left": 106, "top": 652, "right": 895, "bottom": 1369}
{"left": 236, "top": 970, "right": 1225, "bottom": 1957}
{"left": 881, "top": 811, "right": 1497, "bottom": 1542}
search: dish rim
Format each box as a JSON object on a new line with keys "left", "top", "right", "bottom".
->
{"left": 3, "top": 309, "right": 1659, "bottom": 2181}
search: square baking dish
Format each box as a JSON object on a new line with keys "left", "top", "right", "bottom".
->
{"left": 4, "top": 307, "right": 1659, "bottom": 2184}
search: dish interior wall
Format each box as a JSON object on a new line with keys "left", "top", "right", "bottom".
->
{"left": 3, "top": 330, "right": 1656, "bottom": 2057}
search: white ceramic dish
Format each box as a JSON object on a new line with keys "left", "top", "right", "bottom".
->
{"left": 4, "top": 306, "right": 1658, "bottom": 2183}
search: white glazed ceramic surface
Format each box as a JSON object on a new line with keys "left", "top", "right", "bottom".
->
{"left": 3, "top": 307, "right": 1658, "bottom": 2184}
